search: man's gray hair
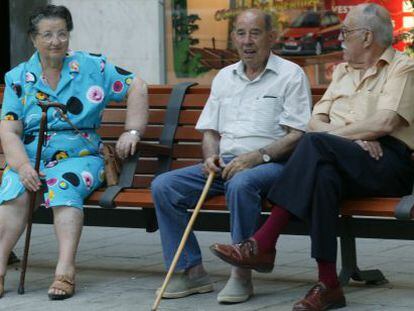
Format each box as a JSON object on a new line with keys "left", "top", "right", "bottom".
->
{"left": 361, "top": 3, "right": 393, "bottom": 47}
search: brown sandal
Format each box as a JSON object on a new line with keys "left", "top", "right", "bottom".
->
{"left": 48, "top": 275, "right": 75, "bottom": 300}
{"left": 0, "top": 276, "right": 4, "bottom": 298}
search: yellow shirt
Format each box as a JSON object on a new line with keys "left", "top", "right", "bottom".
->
{"left": 313, "top": 47, "right": 414, "bottom": 149}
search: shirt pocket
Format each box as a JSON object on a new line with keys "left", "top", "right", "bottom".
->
{"left": 251, "top": 96, "right": 281, "bottom": 134}
{"left": 355, "top": 91, "right": 380, "bottom": 120}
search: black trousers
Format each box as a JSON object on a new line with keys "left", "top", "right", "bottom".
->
{"left": 267, "top": 132, "right": 414, "bottom": 262}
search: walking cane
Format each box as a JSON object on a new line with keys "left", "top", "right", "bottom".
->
{"left": 18, "top": 102, "right": 67, "bottom": 294}
{"left": 151, "top": 171, "right": 215, "bottom": 311}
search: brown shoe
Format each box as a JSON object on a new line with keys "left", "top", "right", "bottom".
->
{"left": 292, "top": 283, "right": 346, "bottom": 311}
{"left": 209, "top": 238, "right": 275, "bottom": 273}
{"left": 48, "top": 275, "right": 75, "bottom": 300}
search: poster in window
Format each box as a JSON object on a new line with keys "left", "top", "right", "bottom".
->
{"left": 165, "top": 0, "right": 413, "bottom": 86}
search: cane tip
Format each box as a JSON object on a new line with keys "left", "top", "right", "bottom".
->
{"left": 18, "top": 286, "right": 25, "bottom": 295}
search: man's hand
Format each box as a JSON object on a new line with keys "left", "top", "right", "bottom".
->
{"left": 221, "top": 152, "right": 261, "bottom": 180}
{"left": 355, "top": 140, "right": 383, "bottom": 160}
{"left": 116, "top": 132, "right": 140, "bottom": 160}
{"left": 203, "top": 155, "right": 223, "bottom": 175}
{"left": 18, "top": 163, "right": 43, "bottom": 192}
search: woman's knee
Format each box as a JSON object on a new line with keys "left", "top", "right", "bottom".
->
{"left": 2, "top": 192, "right": 30, "bottom": 210}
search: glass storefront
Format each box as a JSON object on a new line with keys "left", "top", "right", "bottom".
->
{"left": 164, "top": 0, "right": 414, "bottom": 86}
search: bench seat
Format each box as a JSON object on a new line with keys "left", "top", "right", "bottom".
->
{"left": 1, "top": 83, "right": 414, "bottom": 287}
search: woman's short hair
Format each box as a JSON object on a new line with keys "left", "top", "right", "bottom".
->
{"left": 28, "top": 4, "right": 73, "bottom": 35}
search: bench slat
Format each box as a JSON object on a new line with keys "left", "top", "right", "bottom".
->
{"left": 86, "top": 188, "right": 401, "bottom": 218}
{"left": 102, "top": 109, "right": 202, "bottom": 125}
{"left": 97, "top": 125, "right": 202, "bottom": 141}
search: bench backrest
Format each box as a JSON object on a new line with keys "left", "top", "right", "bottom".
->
{"left": 0, "top": 85, "right": 325, "bottom": 188}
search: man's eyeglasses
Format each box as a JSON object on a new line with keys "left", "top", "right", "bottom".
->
{"left": 36, "top": 31, "right": 69, "bottom": 43}
{"left": 339, "top": 28, "right": 370, "bottom": 39}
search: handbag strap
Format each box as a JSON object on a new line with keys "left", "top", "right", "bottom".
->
{"left": 53, "top": 108, "right": 97, "bottom": 151}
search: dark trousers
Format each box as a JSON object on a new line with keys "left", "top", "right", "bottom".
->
{"left": 267, "top": 132, "right": 414, "bottom": 262}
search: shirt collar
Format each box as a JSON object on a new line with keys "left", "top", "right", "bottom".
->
{"left": 378, "top": 46, "right": 395, "bottom": 65}
{"left": 344, "top": 47, "right": 396, "bottom": 72}
{"left": 26, "top": 50, "right": 77, "bottom": 96}
{"left": 234, "top": 53, "right": 279, "bottom": 80}
{"left": 26, "top": 51, "right": 43, "bottom": 77}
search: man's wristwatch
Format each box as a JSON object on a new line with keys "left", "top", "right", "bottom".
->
{"left": 127, "top": 129, "right": 140, "bottom": 137}
{"left": 258, "top": 148, "right": 271, "bottom": 163}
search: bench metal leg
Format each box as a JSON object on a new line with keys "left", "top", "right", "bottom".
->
{"left": 339, "top": 218, "right": 388, "bottom": 286}
{"left": 144, "top": 208, "right": 158, "bottom": 233}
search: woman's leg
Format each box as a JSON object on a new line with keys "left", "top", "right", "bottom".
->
{"left": 48, "top": 206, "right": 83, "bottom": 296}
{"left": 0, "top": 192, "right": 30, "bottom": 277}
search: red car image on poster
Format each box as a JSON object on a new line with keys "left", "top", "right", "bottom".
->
{"left": 165, "top": 0, "right": 413, "bottom": 85}
{"left": 276, "top": 10, "right": 342, "bottom": 55}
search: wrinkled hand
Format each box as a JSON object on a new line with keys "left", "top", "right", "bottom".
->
{"left": 222, "top": 152, "right": 260, "bottom": 180}
{"left": 18, "top": 163, "right": 44, "bottom": 192}
{"left": 203, "top": 155, "right": 224, "bottom": 176}
{"left": 355, "top": 140, "right": 383, "bottom": 160}
{"left": 116, "top": 132, "right": 140, "bottom": 160}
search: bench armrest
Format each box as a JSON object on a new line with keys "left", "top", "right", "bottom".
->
{"left": 394, "top": 194, "right": 414, "bottom": 220}
{"left": 98, "top": 82, "right": 197, "bottom": 216}
{"left": 99, "top": 151, "right": 140, "bottom": 208}
{"left": 137, "top": 141, "right": 171, "bottom": 156}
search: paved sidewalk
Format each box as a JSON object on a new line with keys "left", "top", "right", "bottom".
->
{"left": 1, "top": 224, "right": 414, "bottom": 310}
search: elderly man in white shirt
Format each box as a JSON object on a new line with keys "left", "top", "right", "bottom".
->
{"left": 152, "top": 9, "right": 311, "bottom": 303}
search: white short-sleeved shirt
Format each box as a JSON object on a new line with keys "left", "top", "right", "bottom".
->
{"left": 196, "top": 53, "right": 312, "bottom": 157}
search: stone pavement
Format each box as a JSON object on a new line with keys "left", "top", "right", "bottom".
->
{"left": 1, "top": 224, "right": 414, "bottom": 311}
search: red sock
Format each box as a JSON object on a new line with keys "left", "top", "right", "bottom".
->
{"left": 317, "top": 259, "right": 339, "bottom": 289}
{"left": 253, "top": 205, "right": 291, "bottom": 253}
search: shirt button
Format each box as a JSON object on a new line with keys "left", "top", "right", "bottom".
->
{"left": 350, "top": 110, "right": 355, "bottom": 114}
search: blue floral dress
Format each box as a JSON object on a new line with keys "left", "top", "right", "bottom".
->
{"left": 0, "top": 50, "right": 135, "bottom": 209}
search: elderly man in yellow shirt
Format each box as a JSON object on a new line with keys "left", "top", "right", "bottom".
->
{"left": 210, "top": 3, "right": 414, "bottom": 311}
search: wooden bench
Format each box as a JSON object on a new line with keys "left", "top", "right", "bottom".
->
{"left": 1, "top": 83, "right": 414, "bottom": 287}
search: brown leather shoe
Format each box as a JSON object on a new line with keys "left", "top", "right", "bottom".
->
{"left": 292, "top": 283, "right": 346, "bottom": 311}
{"left": 209, "top": 238, "right": 275, "bottom": 273}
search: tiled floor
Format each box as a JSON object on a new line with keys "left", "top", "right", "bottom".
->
{"left": 1, "top": 225, "right": 413, "bottom": 310}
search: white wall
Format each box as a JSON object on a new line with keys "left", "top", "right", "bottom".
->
{"left": 52, "top": 0, "right": 165, "bottom": 83}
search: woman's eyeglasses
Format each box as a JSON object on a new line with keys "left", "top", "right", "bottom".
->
{"left": 36, "top": 31, "right": 69, "bottom": 43}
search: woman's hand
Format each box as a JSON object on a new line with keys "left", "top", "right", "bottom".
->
{"left": 18, "top": 163, "right": 43, "bottom": 192}
{"left": 116, "top": 131, "right": 140, "bottom": 159}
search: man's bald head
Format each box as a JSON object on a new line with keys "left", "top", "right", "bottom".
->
{"left": 234, "top": 9, "right": 273, "bottom": 32}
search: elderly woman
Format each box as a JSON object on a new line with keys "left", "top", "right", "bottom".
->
{"left": 0, "top": 5, "right": 148, "bottom": 300}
